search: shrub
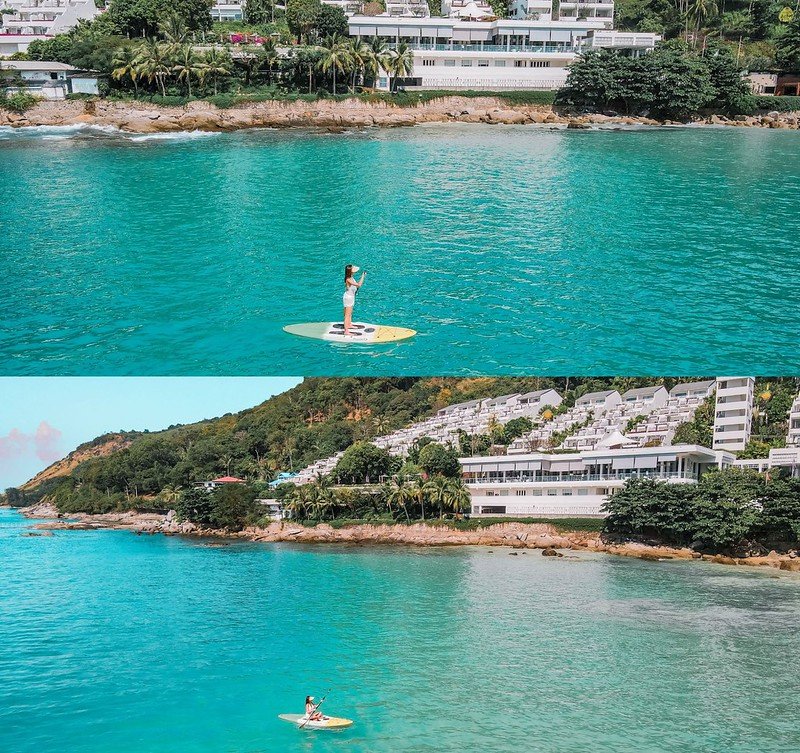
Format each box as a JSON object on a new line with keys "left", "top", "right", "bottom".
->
{"left": 1, "top": 92, "right": 39, "bottom": 114}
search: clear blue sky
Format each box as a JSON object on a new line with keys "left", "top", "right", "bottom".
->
{"left": 0, "top": 378, "right": 301, "bottom": 490}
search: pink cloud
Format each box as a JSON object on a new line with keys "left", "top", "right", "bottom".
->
{"left": 0, "top": 422, "right": 63, "bottom": 469}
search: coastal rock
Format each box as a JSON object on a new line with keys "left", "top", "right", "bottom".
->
{"left": 487, "top": 109, "right": 529, "bottom": 125}
{"left": 542, "top": 548, "right": 563, "bottom": 557}
{"left": 567, "top": 119, "right": 591, "bottom": 129}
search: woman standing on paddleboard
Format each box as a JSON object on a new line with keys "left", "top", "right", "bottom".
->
{"left": 343, "top": 264, "right": 366, "bottom": 336}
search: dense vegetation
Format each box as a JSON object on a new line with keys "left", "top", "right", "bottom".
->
{"left": 615, "top": 0, "right": 800, "bottom": 72}
{"left": 556, "top": 40, "right": 753, "bottom": 120}
{"left": 4, "top": 377, "right": 797, "bottom": 533}
{"left": 603, "top": 470, "right": 800, "bottom": 552}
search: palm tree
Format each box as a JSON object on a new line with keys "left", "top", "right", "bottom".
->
{"left": 112, "top": 45, "right": 140, "bottom": 96}
{"left": 200, "top": 47, "right": 232, "bottom": 95}
{"left": 160, "top": 484, "right": 183, "bottom": 505}
{"left": 386, "top": 478, "right": 411, "bottom": 523}
{"left": 688, "top": 0, "right": 719, "bottom": 39}
{"left": 136, "top": 39, "right": 171, "bottom": 97}
{"left": 261, "top": 38, "right": 279, "bottom": 86}
{"left": 386, "top": 41, "right": 414, "bottom": 92}
{"left": 319, "top": 34, "right": 351, "bottom": 95}
{"left": 160, "top": 12, "right": 188, "bottom": 48}
{"left": 423, "top": 475, "right": 449, "bottom": 519}
{"left": 445, "top": 478, "right": 470, "bottom": 517}
{"left": 409, "top": 477, "right": 428, "bottom": 521}
{"left": 364, "top": 36, "right": 389, "bottom": 88}
{"left": 173, "top": 44, "right": 201, "bottom": 97}
{"left": 345, "top": 37, "right": 369, "bottom": 93}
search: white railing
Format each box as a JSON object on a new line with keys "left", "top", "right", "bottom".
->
{"left": 465, "top": 471, "right": 696, "bottom": 485}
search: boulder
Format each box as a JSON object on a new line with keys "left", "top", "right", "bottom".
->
{"left": 542, "top": 547, "right": 563, "bottom": 557}
{"left": 567, "top": 119, "right": 591, "bottom": 129}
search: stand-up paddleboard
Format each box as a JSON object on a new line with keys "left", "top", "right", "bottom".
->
{"left": 283, "top": 322, "right": 416, "bottom": 344}
{"left": 278, "top": 714, "right": 354, "bottom": 730}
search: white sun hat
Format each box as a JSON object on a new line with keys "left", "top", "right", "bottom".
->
{"left": 351, "top": 265, "right": 360, "bottom": 273}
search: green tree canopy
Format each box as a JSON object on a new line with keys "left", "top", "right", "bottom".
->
{"left": 417, "top": 442, "right": 462, "bottom": 479}
{"left": 333, "top": 441, "right": 395, "bottom": 484}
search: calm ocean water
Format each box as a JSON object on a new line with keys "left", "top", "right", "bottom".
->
{"left": 1, "top": 123, "right": 799, "bottom": 376}
{"left": 1, "top": 508, "right": 799, "bottom": 753}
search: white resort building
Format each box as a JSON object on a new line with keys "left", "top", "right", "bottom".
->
{"left": 0, "top": 0, "right": 98, "bottom": 55}
{"left": 348, "top": 15, "right": 657, "bottom": 90}
{"left": 463, "top": 445, "right": 733, "bottom": 517}
{"left": 287, "top": 378, "right": 800, "bottom": 517}
{"left": 787, "top": 392, "right": 800, "bottom": 447}
{"left": 712, "top": 377, "right": 755, "bottom": 452}
{"left": 0, "top": 59, "right": 98, "bottom": 98}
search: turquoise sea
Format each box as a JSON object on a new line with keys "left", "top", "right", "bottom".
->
{"left": 1, "top": 123, "right": 799, "bottom": 376}
{"left": 1, "top": 508, "right": 799, "bottom": 753}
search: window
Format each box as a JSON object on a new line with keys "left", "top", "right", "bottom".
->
{"left": 577, "top": 488, "right": 589, "bottom": 496}
{"left": 478, "top": 59, "right": 489, "bottom": 67}
{"left": 494, "top": 60, "right": 506, "bottom": 67}
{"left": 461, "top": 59, "right": 473, "bottom": 66}
{"left": 422, "top": 59, "right": 435, "bottom": 66}
{"left": 515, "top": 490, "right": 527, "bottom": 496}
{"left": 444, "top": 59, "right": 456, "bottom": 67}
{"left": 481, "top": 505, "right": 506, "bottom": 514}
{"left": 547, "top": 489, "right": 558, "bottom": 496}
{"left": 50, "top": 72, "right": 59, "bottom": 80}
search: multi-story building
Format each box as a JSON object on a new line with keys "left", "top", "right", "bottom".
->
{"left": 210, "top": 0, "right": 245, "bottom": 22}
{"left": 463, "top": 444, "right": 733, "bottom": 516}
{"left": 787, "top": 392, "right": 800, "bottom": 447}
{"left": 712, "top": 377, "right": 755, "bottom": 452}
{"left": 348, "top": 15, "right": 657, "bottom": 90}
{"left": 0, "top": 0, "right": 98, "bottom": 55}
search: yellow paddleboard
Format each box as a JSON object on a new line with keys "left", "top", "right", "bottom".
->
{"left": 283, "top": 322, "right": 416, "bottom": 344}
{"left": 278, "top": 713, "right": 354, "bottom": 729}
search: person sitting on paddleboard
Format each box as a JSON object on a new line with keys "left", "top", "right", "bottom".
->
{"left": 305, "top": 696, "right": 324, "bottom": 721}
{"left": 343, "top": 264, "right": 366, "bottom": 336}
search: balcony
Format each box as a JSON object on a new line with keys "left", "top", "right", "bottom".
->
{"left": 400, "top": 42, "right": 579, "bottom": 53}
{"left": 465, "top": 471, "right": 697, "bottom": 485}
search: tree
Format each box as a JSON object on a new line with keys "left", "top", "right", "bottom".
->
{"left": 200, "top": 47, "right": 232, "bottom": 95}
{"left": 345, "top": 37, "right": 369, "bottom": 92}
{"left": 703, "top": 40, "right": 750, "bottom": 113}
{"left": 176, "top": 487, "right": 214, "bottom": 525}
{"left": 333, "top": 441, "right": 393, "bottom": 484}
{"left": 423, "top": 474, "right": 449, "bottom": 519}
{"left": 363, "top": 36, "right": 389, "bottom": 87}
{"left": 385, "top": 41, "right": 414, "bottom": 91}
{"left": 776, "top": 16, "right": 800, "bottom": 73}
{"left": 112, "top": 45, "right": 140, "bottom": 95}
{"left": 107, "top": 0, "right": 210, "bottom": 38}
{"left": 386, "top": 478, "right": 412, "bottom": 522}
{"left": 135, "top": 38, "right": 171, "bottom": 96}
{"left": 316, "top": 3, "right": 348, "bottom": 39}
{"left": 209, "top": 484, "right": 258, "bottom": 530}
{"left": 319, "top": 34, "right": 350, "bottom": 94}
{"left": 418, "top": 442, "right": 462, "bottom": 479}
{"left": 245, "top": 0, "right": 277, "bottom": 25}
{"left": 286, "top": 0, "right": 320, "bottom": 43}
{"left": 173, "top": 43, "right": 201, "bottom": 96}
{"left": 261, "top": 38, "right": 280, "bottom": 86}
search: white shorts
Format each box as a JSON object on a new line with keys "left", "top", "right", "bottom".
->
{"left": 343, "top": 293, "right": 355, "bottom": 308}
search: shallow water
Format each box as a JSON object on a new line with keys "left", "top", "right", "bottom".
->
{"left": 1, "top": 123, "right": 799, "bottom": 375}
{"left": 1, "top": 508, "right": 799, "bottom": 753}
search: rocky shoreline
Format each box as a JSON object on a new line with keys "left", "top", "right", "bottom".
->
{"left": 19, "top": 502, "right": 800, "bottom": 572}
{"left": 2, "top": 97, "right": 799, "bottom": 133}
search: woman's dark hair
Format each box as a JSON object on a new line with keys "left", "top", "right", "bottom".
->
{"left": 344, "top": 264, "right": 353, "bottom": 286}
{"left": 305, "top": 696, "right": 313, "bottom": 705}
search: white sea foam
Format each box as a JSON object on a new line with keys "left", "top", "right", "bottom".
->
{"left": 0, "top": 123, "right": 219, "bottom": 141}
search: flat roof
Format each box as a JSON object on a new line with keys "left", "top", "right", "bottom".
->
{"left": 576, "top": 390, "right": 617, "bottom": 402}
{"left": 670, "top": 379, "right": 715, "bottom": 394}
{"left": 622, "top": 385, "right": 667, "bottom": 399}
{"left": 0, "top": 60, "right": 80, "bottom": 71}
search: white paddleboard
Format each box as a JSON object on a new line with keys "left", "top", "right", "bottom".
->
{"left": 283, "top": 321, "right": 416, "bottom": 343}
{"left": 278, "top": 713, "right": 354, "bottom": 729}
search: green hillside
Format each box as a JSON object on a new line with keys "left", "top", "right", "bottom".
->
{"left": 4, "top": 376, "right": 796, "bottom": 516}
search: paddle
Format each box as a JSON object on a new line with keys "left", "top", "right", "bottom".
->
{"left": 299, "top": 689, "right": 331, "bottom": 729}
